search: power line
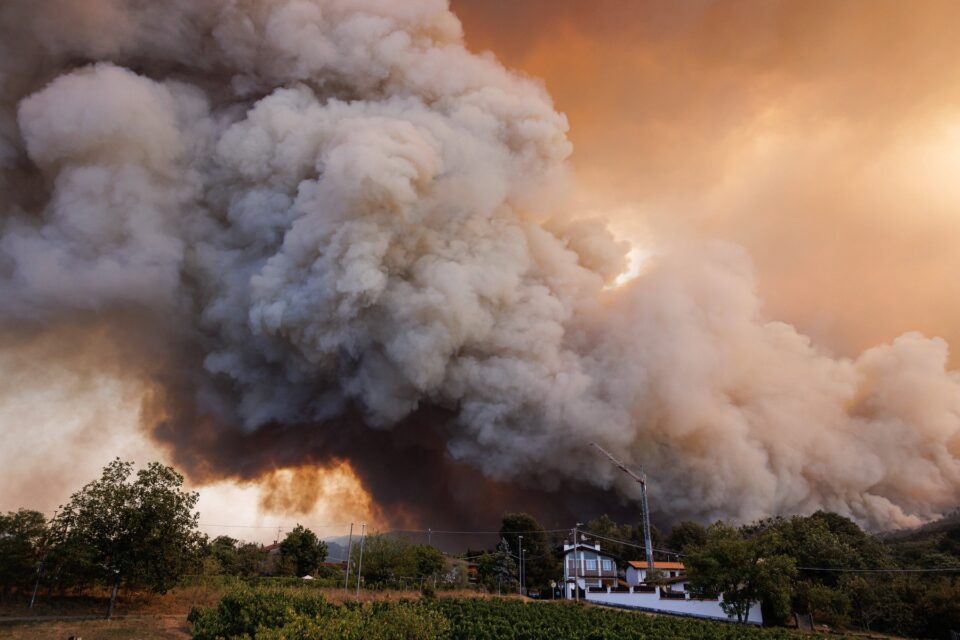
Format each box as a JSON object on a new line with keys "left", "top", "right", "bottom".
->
{"left": 390, "top": 527, "right": 571, "bottom": 535}
{"left": 198, "top": 522, "right": 354, "bottom": 529}
{"left": 798, "top": 566, "right": 960, "bottom": 573}
{"left": 579, "top": 529, "right": 684, "bottom": 557}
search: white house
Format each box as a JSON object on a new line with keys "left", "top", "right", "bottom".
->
{"left": 561, "top": 542, "right": 763, "bottom": 625}
{"left": 562, "top": 542, "right": 619, "bottom": 596}
{"left": 625, "top": 560, "right": 687, "bottom": 586}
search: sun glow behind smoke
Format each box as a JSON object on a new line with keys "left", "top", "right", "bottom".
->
{"left": 612, "top": 245, "right": 649, "bottom": 288}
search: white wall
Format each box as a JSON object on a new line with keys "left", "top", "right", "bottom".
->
{"left": 584, "top": 590, "right": 764, "bottom": 625}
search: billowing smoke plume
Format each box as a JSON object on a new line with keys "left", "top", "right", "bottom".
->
{"left": 1, "top": 0, "right": 958, "bottom": 530}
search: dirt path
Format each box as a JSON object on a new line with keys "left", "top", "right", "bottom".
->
{"left": 1, "top": 614, "right": 191, "bottom": 639}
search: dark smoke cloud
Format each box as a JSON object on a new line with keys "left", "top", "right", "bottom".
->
{"left": 1, "top": 0, "right": 959, "bottom": 530}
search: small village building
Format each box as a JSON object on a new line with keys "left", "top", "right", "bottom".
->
{"left": 561, "top": 541, "right": 763, "bottom": 625}
{"left": 562, "top": 542, "right": 620, "bottom": 596}
{"left": 626, "top": 560, "right": 687, "bottom": 586}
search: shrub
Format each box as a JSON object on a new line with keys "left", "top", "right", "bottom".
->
{"left": 256, "top": 601, "right": 450, "bottom": 640}
{"left": 189, "top": 586, "right": 331, "bottom": 640}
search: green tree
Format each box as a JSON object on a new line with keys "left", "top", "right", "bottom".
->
{"left": 208, "top": 536, "right": 241, "bottom": 575}
{"left": 0, "top": 509, "right": 48, "bottom": 600}
{"left": 666, "top": 521, "right": 707, "bottom": 554}
{"left": 582, "top": 514, "right": 664, "bottom": 562}
{"left": 351, "top": 534, "right": 441, "bottom": 586}
{"left": 280, "top": 525, "right": 328, "bottom": 577}
{"left": 353, "top": 534, "right": 413, "bottom": 584}
{"left": 839, "top": 575, "right": 886, "bottom": 632}
{"left": 686, "top": 523, "right": 796, "bottom": 623}
{"left": 795, "top": 581, "right": 850, "bottom": 627}
{"left": 499, "top": 513, "right": 558, "bottom": 592}
{"left": 236, "top": 542, "right": 268, "bottom": 577}
{"left": 414, "top": 544, "right": 444, "bottom": 581}
{"left": 475, "top": 538, "right": 518, "bottom": 594}
{"left": 755, "top": 512, "right": 892, "bottom": 587}
{"left": 48, "top": 459, "right": 202, "bottom": 617}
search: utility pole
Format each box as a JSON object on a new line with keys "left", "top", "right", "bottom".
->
{"left": 573, "top": 525, "right": 583, "bottom": 602}
{"left": 590, "top": 442, "right": 654, "bottom": 575}
{"left": 29, "top": 509, "right": 57, "bottom": 609}
{"left": 343, "top": 523, "right": 354, "bottom": 592}
{"left": 355, "top": 523, "right": 366, "bottom": 601}
{"left": 518, "top": 535, "right": 523, "bottom": 595}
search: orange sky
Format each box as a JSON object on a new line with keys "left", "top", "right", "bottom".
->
{"left": 453, "top": 0, "right": 960, "bottom": 360}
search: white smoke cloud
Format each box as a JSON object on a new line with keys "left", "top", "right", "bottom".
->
{"left": 0, "top": 0, "right": 958, "bottom": 529}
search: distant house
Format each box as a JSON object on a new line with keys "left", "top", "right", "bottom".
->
{"left": 562, "top": 541, "right": 620, "bottom": 595}
{"left": 561, "top": 541, "right": 762, "bottom": 625}
{"left": 626, "top": 560, "right": 687, "bottom": 585}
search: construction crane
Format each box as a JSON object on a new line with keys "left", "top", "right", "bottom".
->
{"left": 589, "top": 442, "right": 655, "bottom": 575}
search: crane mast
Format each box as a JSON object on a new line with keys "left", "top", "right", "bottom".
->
{"left": 589, "top": 442, "right": 655, "bottom": 576}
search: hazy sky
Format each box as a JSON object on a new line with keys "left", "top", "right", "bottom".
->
{"left": 454, "top": 0, "right": 960, "bottom": 358}
{"left": 2, "top": 0, "right": 960, "bottom": 541}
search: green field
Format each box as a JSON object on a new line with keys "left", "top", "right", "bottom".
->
{"left": 189, "top": 588, "right": 823, "bottom": 640}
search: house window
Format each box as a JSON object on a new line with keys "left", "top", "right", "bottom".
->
{"left": 602, "top": 560, "right": 613, "bottom": 570}
{"left": 586, "top": 559, "right": 597, "bottom": 570}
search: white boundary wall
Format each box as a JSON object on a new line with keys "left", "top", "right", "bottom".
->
{"left": 584, "top": 590, "right": 764, "bottom": 625}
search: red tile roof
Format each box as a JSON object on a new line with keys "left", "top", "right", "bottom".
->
{"left": 627, "top": 560, "right": 685, "bottom": 571}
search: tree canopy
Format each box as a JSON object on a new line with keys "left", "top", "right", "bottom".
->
{"left": 279, "top": 525, "right": 328, "bottom": 577}
{"left": 352, "top": 534, "right": 443, "bottom": 586}
{"left": 0, "top": 509, "right": 48, "bottom": 600}
{"left": 498, "top": 513, "right": 559, "bottom": 592}
{"left": 686, "top": 523, "right": 796, "bottom": 623}
{"left": 47, "top": 459, "right": 202, "bottom": 615}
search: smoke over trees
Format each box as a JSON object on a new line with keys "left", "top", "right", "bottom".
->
{"left": 1, "top": 0, "right": 959, "bottom": 530}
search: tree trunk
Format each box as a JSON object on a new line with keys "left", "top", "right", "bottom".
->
{"left": 106, "top": 576, "right": 120, "bottom": 620}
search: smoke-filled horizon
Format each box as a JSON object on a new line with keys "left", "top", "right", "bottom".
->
{"left": 1, "top": 0, "right": 959, "bottom": 531}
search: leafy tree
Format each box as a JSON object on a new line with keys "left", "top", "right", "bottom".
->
{"left": 666, "top": 521, "right": 707, "bottom": 554}
{"left": 414, "top": 544, "right": 444, "bottom": 580}
{"left": 686, "top": 523, "right": 796, "bottom": 623}
{"left": 208, "top": 536, "right": 241, "bottom": 575}
{"left": 476, "top": 538, "right": 518, "bottom": 594}
{"left": 582, "top": 514, "right": 664, "bottom": 562}
{"left": 913, "top": 575, "right": 960, "bottom": 639}
{"left": 47, "top": 459, "right": 202, "bottom": 617}
{"left": 839, "top": 575, "right": 889, "bottom": 632}
{"left": 0, "top": 509, "right": 48, "bottom": 600}
{"left": 351, "top": 534, "right": 442, "bottom": 586}
{"left": 353, "top": 534, "right": 413, "bottom": 584}
{"left": 280, "top": 525, "right": 328, "bottom": 577}
{"left": 499, "top": 513, "right": 558, "bottom": 591}
{"left": 795, "top": 581, "right": 850, "bottom": 627}
{"left": 236, "top": 542, "right": 268, "bottom": 577}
